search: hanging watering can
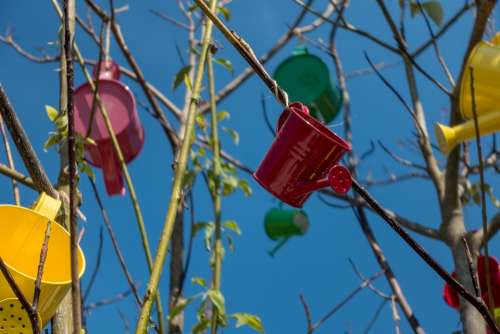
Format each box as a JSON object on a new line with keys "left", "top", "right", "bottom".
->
{"left": 253, "top": 102, "right": 352, "bottom": 208}
{"left": 74, "top": 60, "right": 145, "bottom": 196}
{"left": 274, "top": 46, "right": 342, "bottom": 124}
{"left": 435, "top": 33, "right": 500, "bottom": 155}
{"left": 264, "top": 207, "right": 309, "bottom": 257}
{"left": 443, "top": 255, "right": 500, "bottom": 309}
{"left": 0, "top": 193, "right": 86, "bottom": 332}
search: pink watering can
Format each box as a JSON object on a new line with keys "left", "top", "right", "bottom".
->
{"left": 254, "top": 102, "right": 352, "bottom": 208}
{"left": 74, "top": 60, "right": 144, "bottom": 196}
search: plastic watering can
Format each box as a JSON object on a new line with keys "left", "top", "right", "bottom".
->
{"left": 264, "top": 207, "right": 309, "bottom": 257}
{"left": 74, "top": 60, "right": 144, "bottom": 196}
{"left": 0, "top": 193, "right": 85, "bottom": 332}
{"left": 274, "top": 46, "right": 342, "bottom": 124}
{"left": 253, "top": 102, "right": 352, "bottom": 208}
{"left": 435, "top": 33, "right": 500, "bottom": 155}
{"left": 444, "top": 255, "right": 500, "bottom": 310}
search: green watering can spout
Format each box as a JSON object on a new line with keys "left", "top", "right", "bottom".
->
{"left": 264, "top": 208, "right": 309, "bottom": 258}
{"left": 267, "top": 237, "right": 291, "bottom": 258}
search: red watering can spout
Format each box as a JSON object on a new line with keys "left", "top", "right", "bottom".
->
{"left": 254, "top": 102, "right": 352, "bottom": 208}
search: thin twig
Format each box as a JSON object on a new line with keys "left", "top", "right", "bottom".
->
{"left": 0, "top": 163, "right": 34, "bottom": 188}
{"left": 0, "top": 257, "right": 39, "bottom": 333}
{"left": 0, "top": 87, "right": 58, "bottom": 198}
{"left": 0, "top": 114, "right": 20, "bottom": 204}
{"left": 312, "top": 271, "right": 384, "bottom": 331}
{"left": 462, "top": 236, "right": 481, "bottom": 298}
{"left": 83, "top": 287, "right": 135, "bottom": 313}
{"left": 32, "top": 221, "right": 52, "bottom": 311}
{"left": 416, "top": 0, "right": 455, "bottom": 86}
{"left": 469, "top": 66, "right": 494, "bottom": 312}
{"left": 193, "top": 0, "right": 290, "bottom": 107}
{"left": 88, "top": 177, "right": 141, "bottom": 306}
{"left": 84, "top": 0, "right": 180, "bottom": 148}
{"left": 150, "top": 9, "right": 190, "bottom": 30}
{"left": 299, "top": 294, "right": 313, "bottom": 334}
{"left": 133, "top": 0, "right": 219, "bottom": 331}
{"left": 83, "top": 227, "right": 104, "bottom": 303}
{"left": 63, "top": 0, "right": 83, "bottom": 331}
{"left": 364, "top": 299, "right": 389, "bottom": 334}
{"left": 351, "top": 179, "right": 500, "bottom": 333}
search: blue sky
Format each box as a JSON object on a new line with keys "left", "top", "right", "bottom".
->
{"left": 1, "top": 1, "right": 500, "bottom": 333}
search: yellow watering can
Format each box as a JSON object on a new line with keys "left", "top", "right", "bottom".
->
{"left": 0, "top": 193, "right": 85, "bottom": 333}
{"left": 435, "top": 33, "right": 500, "bottom": 155}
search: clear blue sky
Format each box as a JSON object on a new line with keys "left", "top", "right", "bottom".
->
{"left": 1, "top": 1, "right": 499, "bottom": 333}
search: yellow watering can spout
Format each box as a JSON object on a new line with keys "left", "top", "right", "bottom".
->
{"left": 434, "top": 33, "right": 500, "bottom": 155}
{"left": 0, "top": 193, "right": 85, "bottom": 332}
{"left": 435, "top": 110, "right": 500, "bottom": 155}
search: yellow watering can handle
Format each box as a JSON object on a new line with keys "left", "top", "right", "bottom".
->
{"left": 490, "top": 32, "right": 500, "bottom": 46}
{"left": 32, "top": 192, "right": 61, "bottom": 221}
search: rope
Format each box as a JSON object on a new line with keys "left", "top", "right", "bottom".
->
{"left": 272, "top": 80, "right": 289, "bottom": 108}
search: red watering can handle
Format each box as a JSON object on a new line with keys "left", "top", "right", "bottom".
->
{"left": 276, "top": 102, "right": 309, "bottom": 133}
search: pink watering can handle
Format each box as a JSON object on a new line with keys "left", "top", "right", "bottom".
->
{"left": 99, "top": 143, "right": 125, "bottom": 196}
{"left": 276, "top": 102, "right": 309, "bottom": 133}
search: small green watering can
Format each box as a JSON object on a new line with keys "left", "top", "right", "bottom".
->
{"left": 264, "top": 208, "right": 309, "bottom": 257}
{"left": 274, "top": 46, "right": 342, "bottom": 124}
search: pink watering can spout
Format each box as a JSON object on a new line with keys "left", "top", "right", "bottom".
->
{"left": 254, "top": 102, "right": 352, "bottom": 208}
{"left": 98, "top": 141, "right": 126, "bottom": 196}
{"left": 74, "top": 59, "right": 144, "bottom": 196}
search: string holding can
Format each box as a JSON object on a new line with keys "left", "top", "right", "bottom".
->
{"left": 272, "top": 80, "right": 289, "bottom": 108}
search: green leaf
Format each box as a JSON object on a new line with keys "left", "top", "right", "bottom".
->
{"left": 192, "top": 221, "right": 210, "bottom": 237}
{"left": 232, "top": 313, "right": 265, "bottom": 333}
{"left": 410, "top": 1, "right": 443, "bottom": 26}
{"left": 192, "top": 319, "right": 210, "bottom": 334}
{"left": 172, "top": 65, "right": 193, "bottom": 91}
{"left": 204, "top": 222, "right": 215, "bottom": 251}
{"left": 169, "top": 296, "right": 196, "bottom": 319}
{"left": 43, "top": 132, "right": 61, "bottom": 151}
{"left": 79, "top": 161, "right": 95, "bottom": 180}
{"left": 222, "top": 126, "right": 239, "bottom": 145}
{"left": 45, "top": 105, "right": 58, "bottom": 122}
{"left": 84, "top": 137, "right": 97, "bottom": 146}
{"left": 192, "top": 319, "right": 209, "bottom": 334}
{"left": 218, "top": 6, "right": 231, "bottom": 21}
{"left": 470, "top": 183, "right": 500, "bottom": 208}
{"left": 207, "top": 289, "right": 226, "bottom": 314}
{"left": 222, "top": 175, "right": 239, "bottom": 196}
{"left": 226, "top": 234, "right": 235, "bottom": 253}
{"left": 182, "top": 170, "right": 196, "bottom": 188}
{"left": 214, "top": 58, "right": 233, "bottom": 74}
{"left": 217, "top": 110, "right": 230, "bottom": 122}
{"left": 238, "top": 179, "right": 252, "bottom": 196}
{"left": 191, "top": 277, "right": 206, "bottom": 287}
{"left": 224, "top": 220, "right": 241, "bottom": 236}
{"left": 196, "top": 113, "right": 207, "bottom": 130}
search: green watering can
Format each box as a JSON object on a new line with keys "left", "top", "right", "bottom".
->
{"left": 264, "top": 208, "right": 309, "bottom": 257}
{"left": 274, "top": 46, "right": 342, "bottom": 124}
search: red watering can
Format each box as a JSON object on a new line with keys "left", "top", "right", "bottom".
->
{"left": 253, "top": 102, "right": 352, "bottom": 208}
{"left": 444, "top": 255, "right": 500, "bottom": 309}
{"left": 74, "top": 60, "right": 144, "bottom": 196}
